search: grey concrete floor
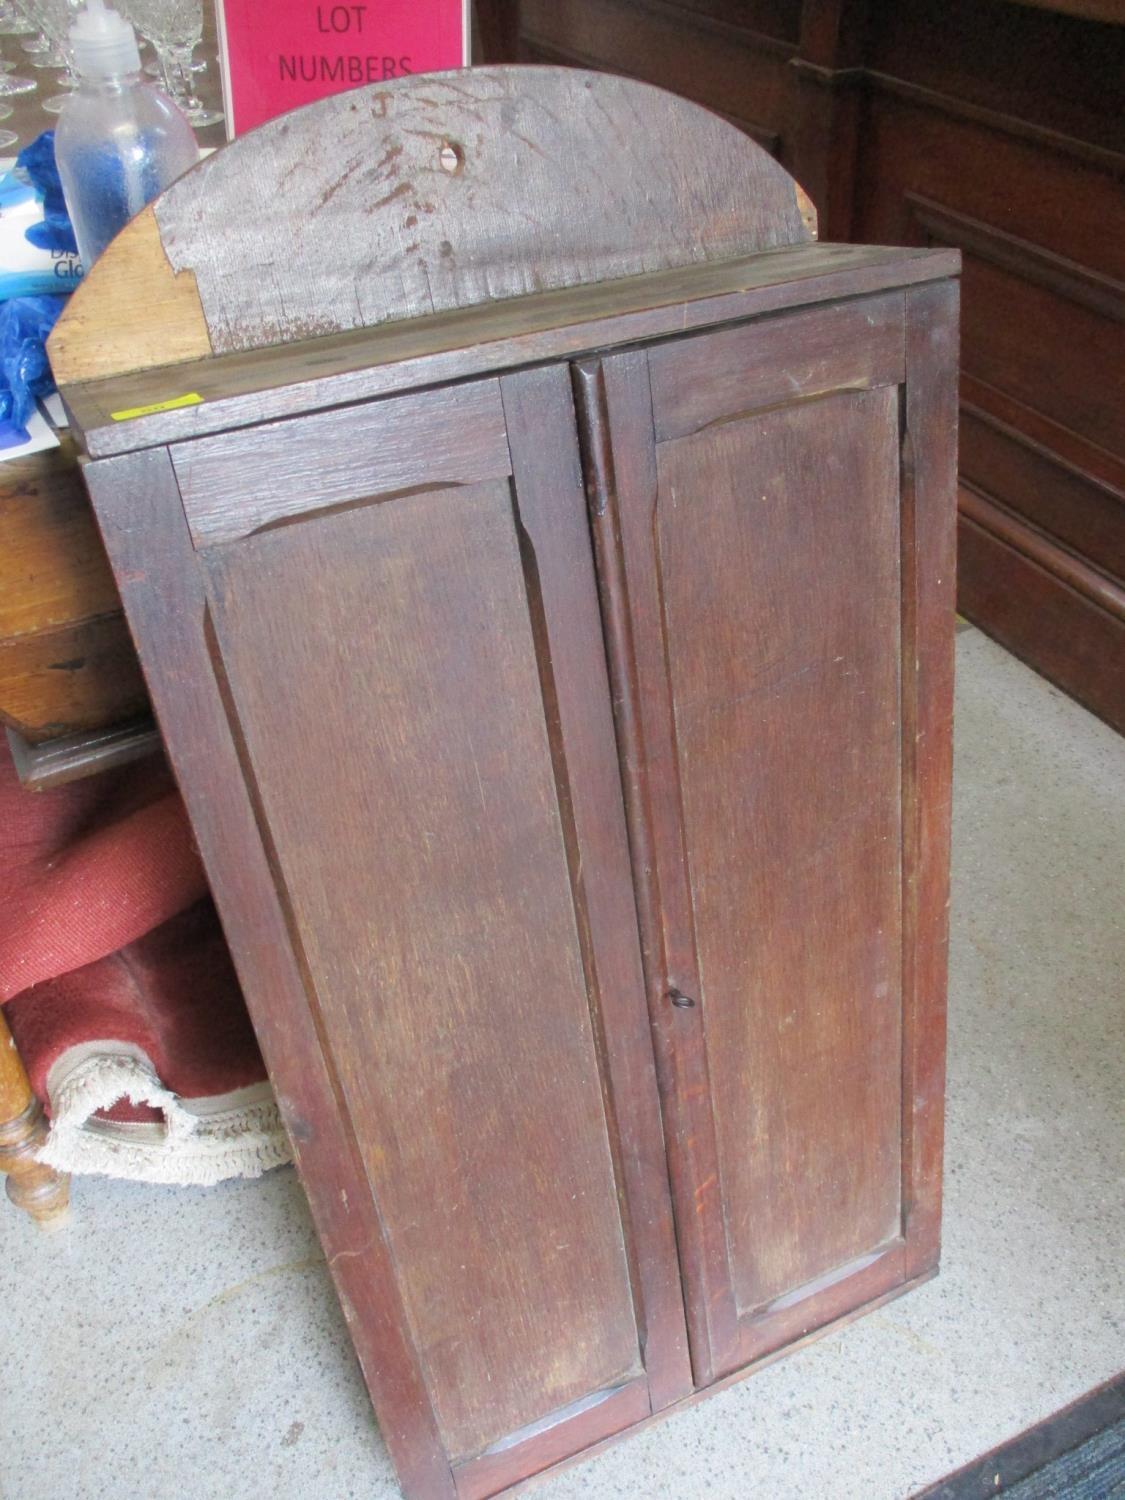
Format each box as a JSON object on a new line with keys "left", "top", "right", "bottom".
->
{"left": 1, "top": 626, "right": 1122, "bottom": 1500}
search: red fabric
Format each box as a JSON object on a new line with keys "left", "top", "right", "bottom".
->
{"left": 0, "top": 750, "right": 208, "bottom": 1002}
{"left": 7, "top": 902, "right": 267, "bottom": 1120}
{"left": 0, "top": 742, "right": 267, "bottom": 1118}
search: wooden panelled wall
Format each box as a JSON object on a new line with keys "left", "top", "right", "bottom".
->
{"left": 480, "top": 0, "right": 1125, "bottom": 732}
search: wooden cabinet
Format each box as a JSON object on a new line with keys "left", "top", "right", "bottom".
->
{"left": 52, "top": 67, "right": 958, "bottom": 1500}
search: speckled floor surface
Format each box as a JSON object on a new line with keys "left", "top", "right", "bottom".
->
{"left": 1, "top": 627, "right": 1122, "bottom": 1500}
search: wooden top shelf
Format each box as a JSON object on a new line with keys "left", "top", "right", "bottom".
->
{"left": 62, "top": 243, "right": 958, "bottom": 456}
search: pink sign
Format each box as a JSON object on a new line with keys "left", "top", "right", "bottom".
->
{"left": 216, "top": 0, "right": 469, "bottom": 138}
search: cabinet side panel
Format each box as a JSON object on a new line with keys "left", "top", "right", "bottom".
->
{"left": 655, "top": 387, "right": 904, "bottom": 1313}
{"left": 203, "top": 481, "right": 641, "bottom": 1463}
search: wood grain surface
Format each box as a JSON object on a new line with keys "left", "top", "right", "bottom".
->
{"left": 154, "top": 67, "right": 812, "bottom": 354}
{"left": 0, "top": 440, "right": 121, "bottom": 639}
{"left": 46, "top": 205, "right": 212, "bottom": 390}
{"left": 0, "top": 439, "right": 146, "bottom": 742}
{"left": 50, "top": 65, "right": 814, "bottom": 386}
{"left": 655, "top": 385, "right": 904, "bottom": 1316}
{"left": 0, "top": 612, "right": 148, "bottom": 744}
{"left": 506, "top": 0, "right": 1124, "bottom": 733}
{"left": 0, "top": 1010, "right": 69, "bottom": 1227}
{"left": 646, "top": 291, "right": 905, "bottom": 442}
{"left": 579, "top": 283, "right": 956, "bottom": 1385}
{"left": 576, "top": 348, "right": 738, "bottom": 1388}
{"left": 173, "top": 380, "right": 510, "bottom": 545}
{"left": 499, "top": 364, "right": 692, "bottom": 1416}
{"left": 62, "top": 245, "right": 957, "bottom": 458}
{"left": 898, "top": 279, "right": 959, "bottom": 1284}
{"left": 203, "top": 477, "right": 641, "bottom": 1461}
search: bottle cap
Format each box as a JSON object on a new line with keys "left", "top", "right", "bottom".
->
{"left": 69, "top": 0, "right": 142, "bottom": 80}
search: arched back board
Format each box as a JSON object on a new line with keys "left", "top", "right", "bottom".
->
{"left": 49, "top": 66, "right": 815, "bottom": 386}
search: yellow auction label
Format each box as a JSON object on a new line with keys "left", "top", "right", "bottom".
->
{"left": 110, "top": 393, "right": 204, "bottom": 421}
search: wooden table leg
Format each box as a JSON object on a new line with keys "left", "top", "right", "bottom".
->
{"left": 0, "top": 1009, "right": 70, "bottom": 1228}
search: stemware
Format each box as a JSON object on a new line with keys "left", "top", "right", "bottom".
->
{"left": 0, "top": 15, "right": 35, "bottom": 93}
{"left": 15, "top": 0, "right": 64, "bottom": 65}
{"left": 0, "top": 98, "right": 16, "bottom": 149}
{"left": 0, "top": 1, "right": 37, "bottom": 35}
{"left": 121, "top": 0, "right": 221, "bottom": 127}
{"left": 22, "top": 0, "right": 79, "bottom": 111}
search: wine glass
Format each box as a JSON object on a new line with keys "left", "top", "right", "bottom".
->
{"left": 15, "top": 0, "right": 64, "bottom": 65}
{"left": 120, "top": 0, "right": 221, "bottom": 128}
{"left": 0, "top": 1, "right": 37, "bottom": 35}
{"left": 0, "top": 12, "right": 35, "bottom": 92}
{"left": 22, "top": 0, "right": 79, "bottom": 111}
{"left": 0, "top": 98, "right": 17, "bottom": 148}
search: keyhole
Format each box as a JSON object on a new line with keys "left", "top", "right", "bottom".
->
{"left": 439, "top": 141, "right": 465, "bottom": 175}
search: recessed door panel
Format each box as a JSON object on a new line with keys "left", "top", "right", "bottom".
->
{"left": 202, "top": 480, "right": 642, "bottom": 1461}
{"left": 655, "top": 390, "right": 904, "bottom": 1316}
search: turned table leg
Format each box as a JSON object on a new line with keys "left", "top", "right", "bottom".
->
{"left": 0, "top": 1009, "right": 69, "bottom": 1228}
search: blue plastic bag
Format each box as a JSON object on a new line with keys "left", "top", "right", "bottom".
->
{"left": 0, "top": 294, "right": 67, "bottom": 447}
{"left": 16, "top": 130, "right": 79, "bottom": 256}
{"left": 0, "top": 130, "right": 82, "bottom": 301}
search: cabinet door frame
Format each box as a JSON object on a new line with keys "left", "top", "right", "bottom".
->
{"left": 82, "top": 365, "right": 690, "bottom": 1500}
{"left": 575, "top": 281, "right": 958, "bottom": 1386}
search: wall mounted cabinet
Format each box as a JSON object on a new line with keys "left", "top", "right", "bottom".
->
{"left": 52, "top": 67, "right": 959, "bottom": 1499}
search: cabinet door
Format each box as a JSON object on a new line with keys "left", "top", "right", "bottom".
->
{"left": 84, "top": 365, "right": 690, "bottom": 1500}
{"left": 576, "top": 283, "right": 958, "bottom": 1385}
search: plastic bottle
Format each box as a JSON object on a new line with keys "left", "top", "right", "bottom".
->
{"left": 54, "top": 0, "right": 198, "bottom": 272}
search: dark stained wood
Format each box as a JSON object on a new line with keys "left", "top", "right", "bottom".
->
{"left": 655, "top": 384, "right": 905, "bottom": 1318}
{"left": 203, "top": 473, "right": 641, "bottom": 1462}
{"left": 473, "top": 0, "right": 521, "bottom": 61}
{"left": 853, "top": 0, "right": 1124, "bottom": 731}
{"left": 959, "top": 487, "right": 1124, "bottom": 634}
{"left": 578, "top": 285, "right": 956, "bottom": 1385}
{"left": 498, "top": 365, "right": 692, "bottom": 1414}
{"left": 518, "top": 0, "right": 798, "bottom": 155}
{"left": 959, "top": 397, "right": 1125, "bottom": 584}
{"left": 646, "top": 289, "right": 904, "bottom": 440}
{"left": 465, "top": 1263, "right": 940, "bottom": 1495}
{"left": 453, "top": 1376, "right": 650, "bottom": 1500}
{"left": 575, "top": 350, "right": 739, "bottom": 1387}
{"left": 173, "top": 380, "right": 511, "bottom": 545}
{"left": 959, "top": 501, "right": 1125, "bottom": 736}
{"left": 899, "top": 280, "right": 958, "bottom": 1279}
{"left": 788, "top": 0, "right": 869, "bottom": 239}
{"left": 62, "top": 246, "right": 957, "bottom": 460}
